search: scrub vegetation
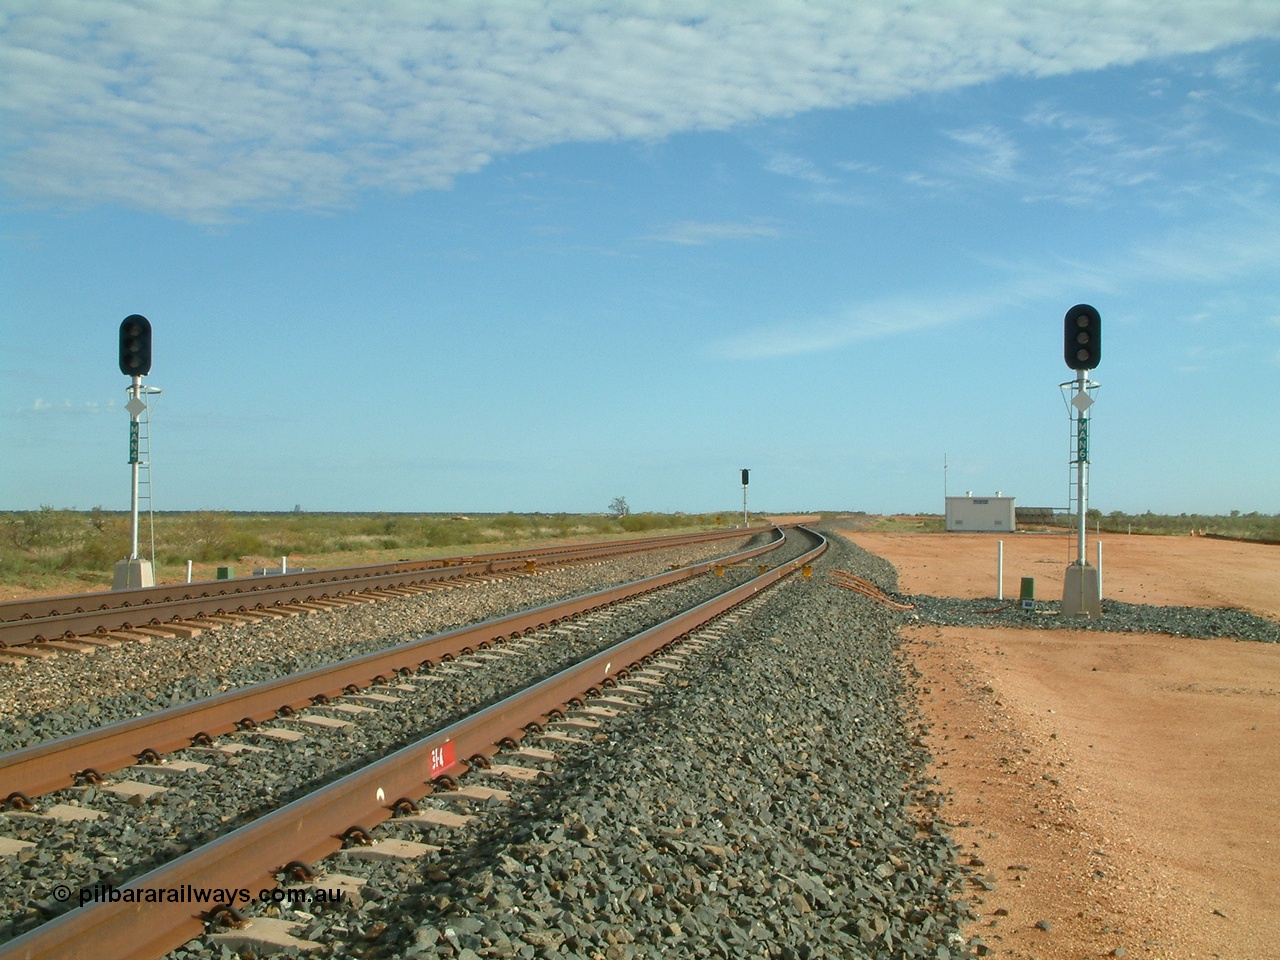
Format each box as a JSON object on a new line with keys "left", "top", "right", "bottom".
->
{"left": 0, "top": 508, "right": 739, "bottom": 595}
{"left": 2, "top": 508, "right": 1276, "bottom": 597}
{"left": 1093, "top": 509, "right": 1280, "bottom": 540}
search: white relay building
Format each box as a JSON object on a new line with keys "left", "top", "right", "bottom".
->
{"left": 945, "top": 494, "right": 1016, "bottom": 532}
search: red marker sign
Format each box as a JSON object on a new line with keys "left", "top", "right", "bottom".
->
{"left": 429, "top": 740, "right": 455, "bottom": 777}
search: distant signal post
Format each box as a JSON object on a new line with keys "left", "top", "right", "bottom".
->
{"left": 1061, "top": 303, "right": 1101, "bottom": 617}
{"left": 114, "top": 314, "right": 156, "bottom": 590}
{"left": 741, "top": 468, "right": 749, "bottom": 525}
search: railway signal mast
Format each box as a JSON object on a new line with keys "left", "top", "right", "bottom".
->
{"left": 113, "top": 314, "right": 159, "bottom": 590}
{"left": 1061, "top": 304, "right": 1102, "bottom": 617}
{"left": 741, "top": 468, "right": 750, "bottom": 526}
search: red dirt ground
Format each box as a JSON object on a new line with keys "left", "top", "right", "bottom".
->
{"left": 842, "top": 529, "right": 1280, "bottom": 960}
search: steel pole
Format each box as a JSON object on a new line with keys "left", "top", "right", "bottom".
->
{"left": 129, "top": 375, "right": 141, "bottom": 560}
{"left": 1076, "top": 369, "right": 1087, "bottom": 567}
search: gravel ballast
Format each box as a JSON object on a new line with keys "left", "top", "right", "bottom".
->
{"left": 834, "top": 537, "right": 1280, "bottom": 643}
{"left": 0, "top": 539, "right": 763, "bottom": 753}
{"left": 900, "top": 595, "right": 1279, "bottom": 641}
{"left": 8, "top": 528, "right": 1272, "bottom": 959}
{"left": 167, "top": 528, "right": 977, "bottom": 960}
{"left": 0, "top": 539, "right": 815, "bottom": 944}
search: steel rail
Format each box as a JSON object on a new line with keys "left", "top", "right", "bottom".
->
{"left": 0, "top": 529, "right": 787, "bottom": 801}
{"left": 0, "top": 527, "right": 770, "bottom": 647}
{"left": 0, "top": 528, "right": 825, "bottom": 960}
{"left": 0, "top": 526, "right": 767, "bottom": 623}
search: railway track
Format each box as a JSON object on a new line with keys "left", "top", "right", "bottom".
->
{"left": 0, "top": 528, "right": 825, "bottom": 959}
{"left": 0, "top": 532, "right": 790, "bottom": 801}
{"left": 0, "top": 526, "right": 770, "bottom": 653}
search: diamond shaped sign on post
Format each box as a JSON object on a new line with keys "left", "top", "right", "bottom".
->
{"left": 1071, "top": 391, "right": 1094, "bottom": 413}
{"left": 126, "top": 396, "right": 147, "bottom": 418}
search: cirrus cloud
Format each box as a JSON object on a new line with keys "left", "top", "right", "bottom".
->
{"left": 3, "top": 0, "right": 1279, "bottom": 222}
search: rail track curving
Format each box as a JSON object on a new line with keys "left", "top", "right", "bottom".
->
{"left": 0, "top": 530, "right": 789, "bottom": 801}
{"left": 0, "top": 527, "right": 772, "bottom": 651}
{"left": 0, "top": 527, "right": 825, "bottom": 960}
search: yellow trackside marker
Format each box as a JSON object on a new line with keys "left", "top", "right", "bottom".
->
{"left": 714, "top": 565, "right": 725, "bottom": 577}
{"left": 802, "top": 565, "right": 812, "bottom": 578}
{"left": 525, "top": 560, "right": 536, "bottom": 573}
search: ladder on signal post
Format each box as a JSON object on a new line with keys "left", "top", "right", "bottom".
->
{"left": 135, "top": 386, "right": 161, "bottom": 564}
{"left": 1061, "top": 375, "right": 1097, "bottom": 549}
{"left": 1066, "top": 416, "right": 1082, "bottom": 543}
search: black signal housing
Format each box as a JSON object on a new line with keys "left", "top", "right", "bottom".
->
{"left": 119, "top": 314, "right": 152, "bottom": 377}
{"left": 1064, "top": 304, "right": 1101, "bottom": 371}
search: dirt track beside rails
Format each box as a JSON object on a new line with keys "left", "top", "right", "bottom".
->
{"left": 843, "top": 529, "right": 1280, "bottom": 960}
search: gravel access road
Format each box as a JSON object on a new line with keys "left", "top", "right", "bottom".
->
{"left": 847, "top": 526, "right": 1280, "bottom": 960}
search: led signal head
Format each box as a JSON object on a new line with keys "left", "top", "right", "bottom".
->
{"left": 1063, "top": 303, "right": 1101, "bottom": 371}
{"left": 119, "top": 314, "right": 152, "bottom": 377}
{"left": 741, "top": 469, "right": 749, "bottom": 486}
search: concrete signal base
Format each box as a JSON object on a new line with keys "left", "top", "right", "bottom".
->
{"left": 1062, "top": 562, "right": 1102, "bottom": 618}
{"left": 112, "top": 558, "right": 155, "bottom": 590}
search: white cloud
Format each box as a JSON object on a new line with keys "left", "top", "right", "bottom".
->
{"left": 3, "top": 0, "right": 1279, "bottom": 221}
{"left": 18, "top": 398, "right": 117, "bottom": 417}
{"left": 646, "top": 220, "right": 780, "bottom": 245}
{"left": 713, "top": 203, "right": 1280, "bottom": 360}
{"left": 945, "top": 124, "right": 1022, "bottom": 182}
{"left": 713, "top": 292, "right": 1006, "bottom": 360}
{"left": 884, "top": 89, "right": 1258, "bottom": 210}
{"left": 1124, "top": 210, "right": 1280, "bottom": 283}
{"left": 765, "top": 151, "right": 837, "bottom": 186}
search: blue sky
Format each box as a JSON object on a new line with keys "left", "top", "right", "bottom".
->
{"left": 3, "top": 2, "right": 1279, "bottom": 516}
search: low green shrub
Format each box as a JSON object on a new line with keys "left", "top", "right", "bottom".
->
{"left": 0, "top": 509, "right": 725, "bottom": 586}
